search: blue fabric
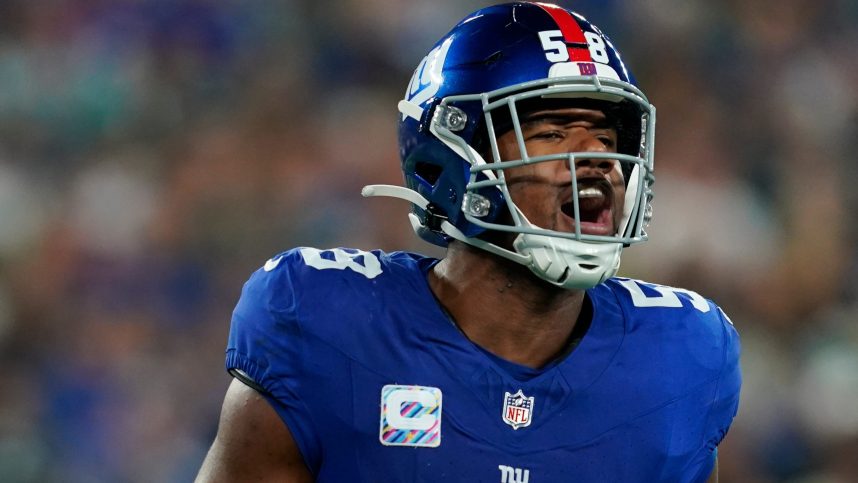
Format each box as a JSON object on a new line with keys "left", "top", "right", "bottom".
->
{"left": 226, "top": 247, "right": 741, "bottom": 482}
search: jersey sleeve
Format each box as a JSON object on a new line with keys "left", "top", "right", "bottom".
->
{"left": 224, "top": 249, "right": 322, "bottom": 473}
{"left": 705, "top": 307, "right": 742, "bottom": 446}
{"left": 687, "top": 306, "right": 742, "bottom": 482}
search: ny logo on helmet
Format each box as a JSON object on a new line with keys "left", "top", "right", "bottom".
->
{"left": 402, "top": 37, "right": 453, "bottom": 119}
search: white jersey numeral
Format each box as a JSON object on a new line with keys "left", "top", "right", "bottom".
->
{"left": 617, "top": 279, "right": 710, "bottom": 313}
{"left": 299, "top": 247, "right": 382, "bottom": 279}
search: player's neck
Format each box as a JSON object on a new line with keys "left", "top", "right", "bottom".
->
{"left": 428, "top": 242, "right": 588, "bottom": 369}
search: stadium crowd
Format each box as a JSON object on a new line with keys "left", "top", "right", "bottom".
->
{"left": 0, "top": 0, "right": 856, "bottom": 481}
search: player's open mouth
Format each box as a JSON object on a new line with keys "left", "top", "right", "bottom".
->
{"left": 560, "top": 181, "right": 615, "bottom": 236}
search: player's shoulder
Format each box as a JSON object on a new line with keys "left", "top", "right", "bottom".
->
{"left": 234, "top": 247, "right": 437, "bottom": 366}
{"left": 593, "top": 277, "right": 741, "bottom": 391}
{"left": 599, "top": 277, "right": 730, "bottom": 321}
{"left": 597, "top": 277, "right": 739, "bottom": 354}
{"left": 244, "top": 246, "right": 432, "bottom": 300}
{"left": 261, "top": 246, "right": 428, "bottom": 278}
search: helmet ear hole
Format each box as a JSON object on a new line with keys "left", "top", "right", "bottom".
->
{"left": 415, "top": 162, "right": 443, "bottom": 186}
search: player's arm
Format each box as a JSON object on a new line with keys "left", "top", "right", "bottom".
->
{"left": 196, "top": 378, "right": 313, "bottom": 483}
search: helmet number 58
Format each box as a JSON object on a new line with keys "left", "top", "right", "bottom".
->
{"left": 538, "top": 30, "right": 610, "bottom": 64}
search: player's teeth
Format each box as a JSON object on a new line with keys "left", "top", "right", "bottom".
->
{"left": 578, "top": 187, "right": 603, "bottom": 198}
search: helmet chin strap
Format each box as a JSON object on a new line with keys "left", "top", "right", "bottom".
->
{"left": 506, "top": 205, "right": 622, "bottom": 290}
{"left": 361, "top": 184, "right": 531, "bottom": 266}
{"left": 362, "top": 184, "right": 620, "bottom": 289}
{"left": 513, "top": 232, "right": 621, "bottom": 290}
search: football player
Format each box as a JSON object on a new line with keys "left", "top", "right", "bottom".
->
{"left": 197, "top": 3, "right": 741, "bottom": 482}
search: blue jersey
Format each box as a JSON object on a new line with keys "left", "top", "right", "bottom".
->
{"left": 226, "top": 247, "right": 741, "bottom": 483}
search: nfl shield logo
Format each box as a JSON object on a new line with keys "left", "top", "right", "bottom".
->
{"left": 502, "top": 390, "right": 534, "bottom": 430}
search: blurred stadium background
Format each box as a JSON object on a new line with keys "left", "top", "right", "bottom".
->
{"left": 0, "top": 0, "right": 856, "bottom": 481}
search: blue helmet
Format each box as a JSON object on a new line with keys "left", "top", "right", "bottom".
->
{"left": 363, "top": 2, "right": 655, "bottom": 289}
